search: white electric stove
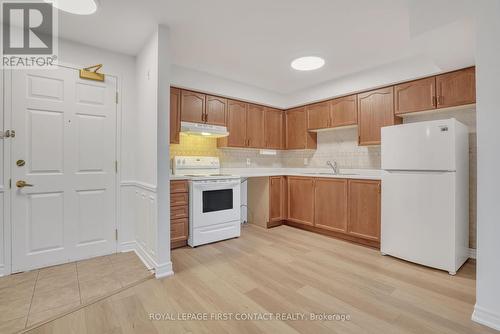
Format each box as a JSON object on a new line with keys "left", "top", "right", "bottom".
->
{"left": 172, "top": 156, "right": 241, "bottom": 247}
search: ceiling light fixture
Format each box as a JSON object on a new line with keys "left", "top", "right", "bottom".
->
{"left": 46, "top": 0, "right": 99, "bottom": 15}
{"left": 291, "top": 56, "right": 325, "bottom": 71}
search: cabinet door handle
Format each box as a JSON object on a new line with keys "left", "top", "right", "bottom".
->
{"left": 437, "top": 83, "right": 443, "bottom": 106}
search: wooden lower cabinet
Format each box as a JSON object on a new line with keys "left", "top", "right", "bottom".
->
{"left": 171, "top": 218, "right": 188, "bottom": 245}
{"left": 314, "top": 178, "right": 348, "bottom": 233}
{"left": 287, "top": 177, "right": 314, "bottom": 226}
{"left": 284, "top": 176, "right": 381, "bottom": 248}
{"left": 347, "top": 179, "right": 381, "bottom": 242}
{"left": 269, "top": 176, "right": 287, "bottom": 227}
{"left": 170, "top": 180, "right": 189, "bottom": 249}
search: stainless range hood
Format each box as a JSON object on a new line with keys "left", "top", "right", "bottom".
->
{"left": 180, "top": 121, "right": 229, "bottom": 138}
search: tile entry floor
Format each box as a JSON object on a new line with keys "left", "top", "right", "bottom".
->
{"left": 0, "top": 252, "right": 153, "bottom": 333}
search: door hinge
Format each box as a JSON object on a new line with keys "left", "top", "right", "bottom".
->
{"left": 115, "top": 229, "right": 118, "bottom": 241}
{"left": 115, "top": 160, "right": 118, "bottom": 173}
{"left": 9, "top": 179, "right": 12, "bottom": 189}
{"left": 3, "top": 130, "right": 15, "bottom": 138}
{"left": 115, "top": 92, "right": 119, "bottom": 104}
{"left": 378, "top": 183, "right": 382, "bottom": 194}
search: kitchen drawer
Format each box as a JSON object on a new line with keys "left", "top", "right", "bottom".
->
{"left": 171, "top": 218, "right": 188, "bottom": 241}
{"left": 170, "top": 180, "right": 189, "bottom": 194}
{"left": 171, "top": 205, "right": 188, "bottom": 220}
{"left": 171, "top": 192, "right": 188, "bottom": 207}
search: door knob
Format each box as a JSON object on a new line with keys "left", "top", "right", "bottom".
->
{"left": 16, "top": 180, "right": 34, "bottom": 188}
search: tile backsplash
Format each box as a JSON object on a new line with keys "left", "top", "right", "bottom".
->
{"left": 169, "top": 134, "right": 283, "bottom": 167}
{"left": 170, "top": 134, "right": 219, "bottom": 157}
{"left": 169, "top": 107, "right": 477, "bottom": 249}
{"left": 282, "top": 128, "right": 381, "bottom": 169}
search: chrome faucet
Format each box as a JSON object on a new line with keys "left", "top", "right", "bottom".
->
{"left": 326, "top": 160, "right": 338, "bottom": 175}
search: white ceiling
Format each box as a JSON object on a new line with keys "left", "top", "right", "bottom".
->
{"left": 56, "top": 0, "right": 475, "bottom": 94}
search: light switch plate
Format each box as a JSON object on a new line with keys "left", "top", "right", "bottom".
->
{"left": 304, "top": 158, "right": 309, "bottom": 165}
{"left": 246, "top": 158, "right": 251, "bottom": 166}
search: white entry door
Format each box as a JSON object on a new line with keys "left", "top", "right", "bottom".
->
{"left": 11, "top": 66, "right": 117, "bottom": 272}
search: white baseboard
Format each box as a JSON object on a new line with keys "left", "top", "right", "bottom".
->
{"left": 134, "top": 242, "right": 157, "bottom": 270}
{"left": 119, "top": 241, "right": 136, "bottom": 253}
{"left": 0, "top": 264, "right": 7, "bottom": 277}
{"left": 472, "top": 304, "right": 500, "bottom": 331}
{"left": 133, "top": 240, "right": 174, "bottom": 278}
{"left": 154, "top": 261, "right": 174, "bottom": 279}
{"left": 469, "top": 248, "right": 477, "bottom": 259}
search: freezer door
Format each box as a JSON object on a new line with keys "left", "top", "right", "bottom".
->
{"left": 381, "top": 119, "right": 456, "bottom": 171}
{"left": 381, "top": 171, "right": 456, "bottom": 272}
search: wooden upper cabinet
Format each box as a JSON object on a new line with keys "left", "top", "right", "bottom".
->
{"left": 306, "top": 101, "right": 330, "bottom": 130}
{"left": 205, "top": 95, "right": 227, "bottom": 126}
{"left": 330, "top": 95, "right": 358, "bottom": 127}
{"left": 347, "top": 179, "right": 381, "bottom": 241}
{"left": 181, "top": 90, "right": 205, "bottom": 123}
{"left": 286, "top": 107, "right": 317, "bottom": 150}
{"left": 287, "top": 177, "right": 314, "bottom": 226}
{"left": 222, "top": 100, "right": 247, "bottom": 148}
{"left": 286, "top": 107, "right": 306, "bottom": 149}
{"left": 314, "top": 178, "right": 348, "bottom": 233}
{"left": 357, "top": 87, "right": 400, "bottom": 146}
{"left": 264, "top": 108, "right": 284, "bottom": 149}
{"left": 436, "top": 67, "right": 476, "bottom": 108}
{"left": 246, "top": 104, "right": 265, "bottom": 148}
{"left": 281, "top": 112, "right": 287, "bottom": 150}
{"left": 395, "top": 77, "right": 436, "bottom": 115}
{"left": 269, "top": 176, "right": 286, "bottom": 225}
{"left": 170, "top": 87, "right": 181, "bottom": 144}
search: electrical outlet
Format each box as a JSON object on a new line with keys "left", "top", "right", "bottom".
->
{"left": 304, "top": 158, "right": 309, "bottom": 166}
{"left": 246, "top": 158, "right": 251, "bottom": 166}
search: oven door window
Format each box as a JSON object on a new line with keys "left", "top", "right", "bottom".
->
{"left": 202, "top": 189, "right": 233, "bottom": 213}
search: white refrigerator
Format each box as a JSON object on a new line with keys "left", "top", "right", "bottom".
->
{"left": 381, "top": 118, "right": 469, "bottom": 275}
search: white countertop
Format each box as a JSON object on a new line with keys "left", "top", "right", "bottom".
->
{"left": 170, "top": 175, "right": 191, "bottom": 180}
{"left": 170, "top": 168, "right": 381, "bottom": 180}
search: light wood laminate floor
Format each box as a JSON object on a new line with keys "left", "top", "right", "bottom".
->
{"left": 24, "top": 224, "right": 496, "bottom": 334}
